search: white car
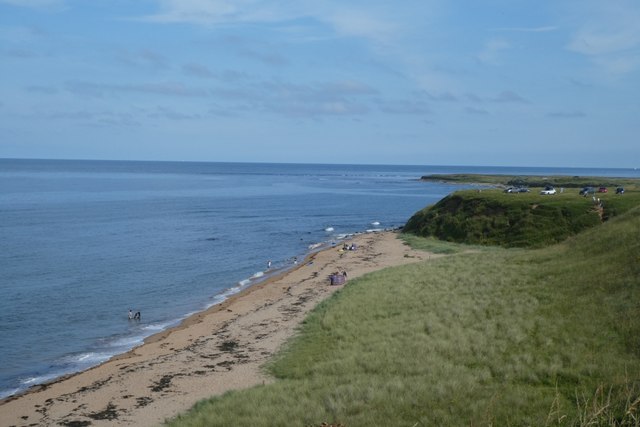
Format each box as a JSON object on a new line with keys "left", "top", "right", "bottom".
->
{"left": 540, "top": 186, "right": 557, "bottom": 195}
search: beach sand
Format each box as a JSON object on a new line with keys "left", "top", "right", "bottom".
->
{"left": 0, "top": 231, "right": 437, "bottom": 427}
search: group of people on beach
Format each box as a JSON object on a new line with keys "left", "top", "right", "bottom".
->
{"left": 342, "top": 242, "right": 357, "bottom": 251}
{"left": 128, "top": 309, "right": 141, "bottom": 320}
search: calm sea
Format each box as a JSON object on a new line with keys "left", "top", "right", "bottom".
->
{"left": 0, "top": 159, "right": 637, "bottom": 398}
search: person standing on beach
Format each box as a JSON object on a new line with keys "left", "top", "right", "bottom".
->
{"left": 267, "top": 260, "right": 272, "bottom": 269}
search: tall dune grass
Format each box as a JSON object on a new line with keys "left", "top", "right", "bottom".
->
{"left": 166, "top": 207, "right": 640, "bottom": 427}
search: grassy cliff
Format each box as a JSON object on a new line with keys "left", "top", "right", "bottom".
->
{"left": 166, "top": 206, "right": 640, "bottom": 427}
{"left": 403, "top": 188, "right": 640, "bottom": 248}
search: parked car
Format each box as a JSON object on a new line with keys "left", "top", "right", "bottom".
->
{"left": 541, "top": 186, "right": 556, "bottom": 195}
{"left": 616, "top": 187, "right": 625, "bottom": 194}
{"left": 504, "top": 187, "right": 517, "bottom": 193}
{"left": 598, "top": 187, "right": 608, "bottom": 193}
{"left": 579, "top": 186, "right": 596, "bottom": 196}
{"left": 516, "top": 187, "right": 530, "bottom": 193}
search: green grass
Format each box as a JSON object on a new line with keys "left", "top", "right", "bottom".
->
{"left": 398, "top": 233, "right": 470, "bottom": 254}
{"left": 420, "top": 174, "right": 640, "bottom": 190}
{"left": 403, "top": 187, "right": 640, "bottom": 248}
{"left": 165, "top": 207, "right": 640, "bottom": 427}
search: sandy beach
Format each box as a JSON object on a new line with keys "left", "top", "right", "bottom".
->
{"left": 0, "top": 231, "right": 436, "bottom": 427}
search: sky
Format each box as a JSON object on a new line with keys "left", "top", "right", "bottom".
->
{"left": 0, "top": 0, "right": 639, "bottom": 167}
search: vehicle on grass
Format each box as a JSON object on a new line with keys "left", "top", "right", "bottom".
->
{"left": 598, "top": 187, "right": 608, "bottom": 193}
{"left": 616, "top": 187, "right": 625, "bottom": 194}
{"left": 516, "top": 187, "right": 530, "bottom": 193}
{"left": 541, "top": 186, "right": 557, "bottom": 195}
{"left": 579, "top": 186, "right": 596, "bottom": 196}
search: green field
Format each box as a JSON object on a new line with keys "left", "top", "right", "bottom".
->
{"left": 165, "top": 204, "right": 640, "bottom": 426}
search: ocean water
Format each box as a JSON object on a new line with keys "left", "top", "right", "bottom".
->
{"left": 0, "top": 159, "right": 638, "bottom": 399}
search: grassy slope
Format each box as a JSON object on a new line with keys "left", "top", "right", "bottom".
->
{"left": 403, "top": 188, "right": 640, "bottom": 248}
{"left": 166, "top": 207, "right": 640, "bottom": 427}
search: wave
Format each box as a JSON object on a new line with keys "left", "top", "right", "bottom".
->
{"left": 20, "top": 373, "right": 61, "bottom": 387}
{"left": 61, "top": 351, "right": 113, "bottom": 365}
{"left": 1, "top": 350, "right": 117, "bottom": 399}
{"left": 335, "top": 233, "right": 353, "bottom": 240}
{"left": 0, "top": 387, "right": 21, "bottom": 400}
{"left": 140, "top": 321, "right": 176, "bottom": 332}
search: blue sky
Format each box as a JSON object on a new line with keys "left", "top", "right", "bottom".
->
{"left": 1, "top": 0, "right": 638, "bottom": 167}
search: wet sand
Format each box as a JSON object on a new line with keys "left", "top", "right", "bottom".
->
{"left": 0, "top": 231, "right": 438, "bottom": 426}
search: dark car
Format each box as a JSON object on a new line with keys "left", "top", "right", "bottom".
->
{"left": 616, "top": 187, "right": 625, "bottom": 194}
{"left": 516, "top": 187, "right": 530, "bottom": 193}
{"left": 579, "top": 187, "right": 595, "bottom": 196}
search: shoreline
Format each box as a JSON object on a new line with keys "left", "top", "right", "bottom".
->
{"left": 0, "top": 235, "right": 340, "bottom": 401}
{"left": 0, "top": 230, "right": 438, "bottom": 427}
{"left": 0, "top": 242, "right": 320, "bottom": 403}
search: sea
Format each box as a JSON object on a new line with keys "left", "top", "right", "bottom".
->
{"left": 1, "top": 159, "right": 638, "bottom": 399}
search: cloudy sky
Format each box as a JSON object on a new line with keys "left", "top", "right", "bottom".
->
{"left": 1, "top": 0, "right": 638, "bottom": 167}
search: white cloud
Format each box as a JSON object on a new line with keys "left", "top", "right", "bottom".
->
{"left": 568, "top": 25, "right": 640, "bottom": 57}
{"left": 566, "top": 1, "right": 640, "bottom": 75}
{"left": 142, "top": 1, "right": 417, "bottom": 46}
{"left": 322, "top": 7, "right": 398, "bottom": 44}
{"left": 141, "top": 0, "right": 302, "bottom": 25}
{"left": 139, "top": 0, "right": 445, "bottom": 94}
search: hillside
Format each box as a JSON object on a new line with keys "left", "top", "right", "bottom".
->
{"left": 403, "top": 187, "right": 640, "bottom": 247}
{"left": 166, "top": 206, "right": 640, "bottom": 427}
